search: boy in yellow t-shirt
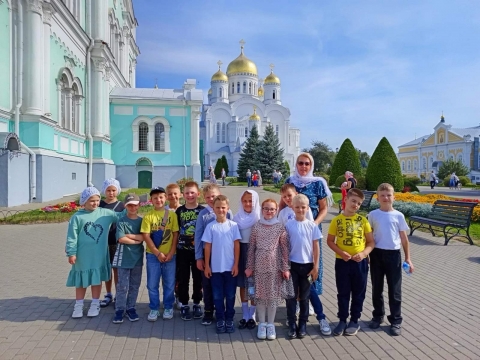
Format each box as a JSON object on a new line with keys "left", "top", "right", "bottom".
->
{"left": 141, "top": 186, "right": 179, "bottom": 322}
{"left": 327, "top": 188, "right": 374, "bottom": 337}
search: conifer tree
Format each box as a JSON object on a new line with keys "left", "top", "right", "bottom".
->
{"left": 257, "top": 124, "right": 286, "bottom": 183}
{"left": 366, "top": 137, "right": 404, "bottom": 191}
{"left": 221, "top": 155, "right": 229, "bottom": 176}
{"left": 236, "top": 125, "right": 261, "bottom": 181}
{"left": 214, "top": 158, "right": 223, "bottom": 179}
{"left": 329, "top": 139, "right": 362, "bottom": 185}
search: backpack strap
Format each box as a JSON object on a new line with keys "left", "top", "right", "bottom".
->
{"left": 160, "top": 209, "right": 170, "bottom": 229}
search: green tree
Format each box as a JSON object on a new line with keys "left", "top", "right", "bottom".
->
{"left": 237, "top": 125, "right": 261, "bottom": 181}
{"left": 257, "top": 124, "right": 286, "bottom": 183}
{"left": 437, "top": 159, "right": 469, "bottom": 180}
{"left": 284, "top": 160, "right": 290, "bottom": 176}
{"left": 303, "top": 141, "right": 336, "bottom": 173}
{"left": 357, "top": 149, "right": 370, "bottom": 169}
{"left": 221, "top": 155, "right": 229, "bottom": 176}
{"left": 366, "top": 137, "right": 404, "bottom": 191}
{"left": 214, "top": 158, "right": 223, "bottom": 179}
{"left": 328, "top": 139, "right": 362, "bottom": 185}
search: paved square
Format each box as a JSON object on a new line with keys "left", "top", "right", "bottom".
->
{"left": 1, "top": 186, "right": 479, "bottom": 359}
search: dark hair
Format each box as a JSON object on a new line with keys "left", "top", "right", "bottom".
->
{"left": 150, "top": 186, "right": 166, "bottom": 196}
{"left": 346, "top": 188, "right": 364, "bottom": 200}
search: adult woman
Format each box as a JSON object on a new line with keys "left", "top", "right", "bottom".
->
{"left": 281, "top": 152, "right": 333, "bottom": 336}
{"left": 209, "top": 167, "right": 217, "bottom": 184}
{"left": 344, "top": 171, "right": 357, "bottom": 191}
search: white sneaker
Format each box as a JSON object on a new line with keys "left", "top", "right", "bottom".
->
{"left": 148, "top": 310, "right": 159, "bottom": 322}
{"left": 319, "top": 318, "right": 332, "bottom": 336}
{"left": 266, "top": 324, "right": 276, "bottom": 340}
{"left": 163, "top": 308, "right": 174, "bottom": 320}
{"left": 257, "top": 322, "right": 267, "bottom": 340}
{"left": 72, "top": 303, "right": 84, "bottom": 318}
{"left": 87, "top": 303, "right": 100, "bottom": 317}
{"left": 309, "top": 303, "right": 315, "bottom": 316}
{"left": 295, "top": 302, "right": 300, "bottom": 316}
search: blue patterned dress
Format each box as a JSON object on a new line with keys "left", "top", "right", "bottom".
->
{"left": 285, "top": 177, "right": 327, "bottom": 295}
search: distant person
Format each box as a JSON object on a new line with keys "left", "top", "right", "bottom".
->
{"left": 429, "top": 171, "right": 436, "bottom": 189}
{"left": 246, "top": 169, "right": 252, "bottom": 187}
{"left": 209, "top": 168, "right": 217, "bottom": 184}
{"left": 344, "top": 171, "right": 357, "bottom": 191}
{"left": 257, "top": 170, "right": 263, "bottom": 186}
{"left": 221, "top": 168, "right": 227, "bottom": 186}
{"left": 272, "top": 170, "right": 279, "bottom": 185}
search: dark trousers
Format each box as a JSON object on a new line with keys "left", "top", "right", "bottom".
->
{"left": 247, "top": 177, "right": 251, "bottom": 187}
{"left": 335, "top": 258, "right": 369, "bottom": 322}
{"left": 370, "top": 248, "right": 402, "bottom": 325}
{"left": 211, "top": 271, "right": 236, "bottom": 321}
{"left": 286, "top": 262, "right": 313, "bottom": 323}
{"left": 430, "top": 181, "right": 435, "bottom": 189}
{"left": 176, "top": 248, "right": 203, "bottom": 306}
{"left": 201, "top": 250, "right": 214, "bottom": 312}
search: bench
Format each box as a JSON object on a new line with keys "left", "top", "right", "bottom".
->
{"left": 409, "top": 200, "right": 478, "bottom": 245}
{"left": 338, "top": 190, "right": 376, "bottom": 214}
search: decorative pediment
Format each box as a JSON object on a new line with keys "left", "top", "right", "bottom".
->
{"left": 422, "top": 135, "right": 435, "bottom": 146}
{"left": 448, "top": 131, "right": 463, "bottom": 142}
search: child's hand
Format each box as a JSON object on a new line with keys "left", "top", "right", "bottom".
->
{"left": 157, "top": 252, "right": 167, "bottom": 262}
{"left": 204, "top": 266, "right": 212, "bottom": 278}
{"left": 165, "top": 253, "right": 173, "bottom": 262}
{"left": 196, "top": 259, "right": 205, "bottom": 271}
{"left": 341, "top": 252, "right": 352, "bottom": 262}
{"left": 282, "top": 270, "right": 290, "bottom": 280}
{"left": 68, "top": 255, "right": 76, "bottom": 265}
{"left": 406, "top": 259, "right": 414, "bottom": 273}
{"left": 231, "top": 265, "right": 238, "bottom": 277}
{"left": 308, "top": 268, "right": 318, "bottom": 282}
{"left": 245, "top": 269, "right": 253, "bottom": 277}
{"left": 352, "top": 252, "right": 365, "bottom": 262}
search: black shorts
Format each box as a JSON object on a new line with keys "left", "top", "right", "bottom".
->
{"left": 108, "top": 245, "right": 117, "bottom": 265}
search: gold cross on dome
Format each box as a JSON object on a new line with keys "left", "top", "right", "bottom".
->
{"left": 269, "top": 63, "right": 275, "bottom": 72}
{"left": 217, "top": 60, "right": 223, "bottom": 69}
{"left": 239, "top": 39, "right": 246, "bottom": 49}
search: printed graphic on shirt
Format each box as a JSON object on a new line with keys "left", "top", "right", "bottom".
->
{"left": 336, "top": 215, "right": 364, "bottom": 247}
{"left": 176, "top": 205, "right": 204, "bottom": 250}
{"left": 84, "top": 222, "right": 104, "bottom": 243}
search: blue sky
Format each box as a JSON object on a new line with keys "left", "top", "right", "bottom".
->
{"left": 133, "top": 0, "right": 480, "bottom": 155}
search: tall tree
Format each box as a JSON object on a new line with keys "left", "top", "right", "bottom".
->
{"left": 366, "top": 137, "right": 404, "bottom": 191}
{"left": 236, "top": 125, "right": 261, "bottom": 181}
{"left": 357, "top": 149, "right": 370, "bottom": 168}
{"left": 303, "top": 141, "right": 336, "bottom": 173}
{"left": 437, "top": 159, "right": 469, "bottom": 179}
{"left": 221, "top": 155, "right": 229, "bottom": 176}
{"left": 329, "top": 139, "right": 362, "bottom": 185}
{"left": 257, "top": 124, "right": 286, "bottom": 182}
{"left": 214, "top": 158, "right": 223, "bottom": 179}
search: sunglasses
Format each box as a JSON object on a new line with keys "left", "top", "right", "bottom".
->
{"left": 297, "top": 161, "right": 310, "bottom": 166}
{"left": 262, "top": 207, "right": 277, "bottom": 212}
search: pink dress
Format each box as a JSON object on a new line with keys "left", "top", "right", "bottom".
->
{"left": 246, "top": 222, "right": 294, "bottom": 306}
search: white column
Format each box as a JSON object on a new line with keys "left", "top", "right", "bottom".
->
{"left": 103, "top": 66, "right": 111, "bottom": 137}
{"left": 42, "top": 3, "right": 54, "bottom": 116}
{"left": 191, "top": 107, "right": 201, "bottom": 165}
{"left": 131, "top": 59, "right": 136, "bottom": 87}
{"left": 148, "top": 124, "right": 154, "bottom": 152}
{"left": 24, "top": 0, "right": 44, "bottom": 115}
{"left": 56, "top": 80, "right": 62, "bottom": 125}
{"left": 92, "top": 0, "right": 106, "bottom": 40}
{"left": 91, "top": 58, "right": 105, "bottom": 137}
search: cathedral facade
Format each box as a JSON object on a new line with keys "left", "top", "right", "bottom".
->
{"left": 200, "top": 42, "right": 301, "bottom": 177}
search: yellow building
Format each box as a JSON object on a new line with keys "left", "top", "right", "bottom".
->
{"left": 397, "top": 115, "right": 480, "bottom": 182}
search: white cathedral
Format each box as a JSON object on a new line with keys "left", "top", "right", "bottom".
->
{"left": 200, "top": 41, "right": 300, "bottom": 177}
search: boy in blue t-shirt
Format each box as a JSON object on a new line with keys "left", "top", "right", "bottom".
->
{"left": 112, "top": 194, "right": 144, "bottom": 323}
{"left": 202, "top": 195, "right": 241, "bottom": 334}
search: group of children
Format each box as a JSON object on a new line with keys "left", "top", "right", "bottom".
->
{"left": 65, "top": 178, "right": 414, "bottom": 340}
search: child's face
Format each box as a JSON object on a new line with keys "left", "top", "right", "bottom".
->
{"left": 293, "top": 200, "right": 309, "bottom": 218}
{"left": 204, "top": 189, "right": 220, "bottom": 208}
{"left": 241, "top": 192, "right": 253, "bottom": 213}
{"left": 126, "top": 203, "right": 139, "bottom": 215}
{"left": 151, "top": 193, "right": 166, "bottom": 209}
{"left": 377, "top": 189, "right": 394, "bottom": 205}
{"left": 105, "top": 186, "right": 118, "bottom": 202}
{"left": 345, "top": 195, "right": 363, "bottom": 212}
{"left": 84, "top": 195, "right": 100, "bottom": 211}
{"left": 262, "top": 201, "right": 277, "bottom": 220}
{"left": 167, "top": 188, "right": 182, "bottom": 207}
{"left": 183, "top": 186, "right": 199, "bottom": 204}
{"left": 213, "top": 200, "right": 229, "bottom": 218}
{"left": 281, "top": 189, "right": 297, "bottom": 207}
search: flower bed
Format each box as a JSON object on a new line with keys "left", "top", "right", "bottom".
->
{"left": 42, "top": 201, "right": 81, "bottom": 213}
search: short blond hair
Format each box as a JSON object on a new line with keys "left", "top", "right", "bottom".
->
{"left": 280, "top": 183, "right": 296, "bottom": 194}
{"left": 166, "top": 183, "right": 181, "bottom": 193}
{"left": 183, "top": 181, "right": 200, "bottom": 192}
{"left": 377, "top": 183, "right": 394, "bottom": 193}
{"left": 202, "top": 183, "right": 220, "bottom": 194}
{"left": 292, "top": 194, "right": 309, "bottom": 206}
{"left": 213, "top": 194, "right": 229, "bottom": 206}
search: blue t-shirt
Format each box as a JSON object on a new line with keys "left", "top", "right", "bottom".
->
{"left": 114, "top": 216, "right": 144, "bottom": 268}
{"left": 285, "top": 178, "right": 327, "bottom": 220}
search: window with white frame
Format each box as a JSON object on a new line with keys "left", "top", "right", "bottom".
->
{"left": 423, "top": 157, "right": 426, "bottom": 169}
{"left": 244, "top": 126, "right": 248, "bottom": 137}
{"left": 413, "top": 159, "right": 417, "bottom": 170}
{"left": 132, "top": 116, "right": 171, "bottom": 152}
{"left": 273, "top": 89, "right": 276, "bottom": 99}
{"left": 275, "top": 125, "right": 279, "bottom": 137}
{"left": 231, "top": 83, "right": 234, "bottom": 94}
{"left": 216, "top": 123, "right": 220, "bottom": 143}
{"left": 219, "top": 87, "right": 223, "bottom": 98}
{"left": 154, "top": 123, "right": 165, "bottom": 151}
{"left": 139, "top": 123, "right": 148, "bottom": 151}
{"left": 249, "top": 82, "right": 252, "bottom": 94}
{"left": 402, "top": 161, "right": 405, "bottom": 171}
{"left": 430, "top": 157, "right": 433, "bottom": 166}
{"left": 221, "top": 123, "right": 226, "bottom": 143}
{"left": 237, "top": 82, "right": 240, "bottom": 93}
{"left": 57, "top": 69, "right": 83, "bottom": 134}
{"left": 243, "top": 81, "right": 246, "bottom": 93}
{"left": 458, "top": 154, "right": 463, "bottom": 163}
{"left": 407, "top": 160, "right": 411, "bottom": 171}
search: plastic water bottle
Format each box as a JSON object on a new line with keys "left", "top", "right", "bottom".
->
{"left": 247, "top": 277, "right": 255, "bottom": 296}
{"left": 402, "top": 262, "right": 411, "bottom": 276}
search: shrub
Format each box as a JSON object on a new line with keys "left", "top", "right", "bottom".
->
{"left": 335, "top": 175, "right": 346, "bottom": 187}
{"left": 403, "top": 175, "right": 421, "bottom": 185}
{"left": 366, "top": 137, "right": 403, "bottom": 191}
{"left": 274, "top": 178, "right": 286, "bottom": 189}
{"left": 458, "top": 176, "right": 471, "bottom": 186}
{"left": 356, "top": 175, "right": 366, "bottom": 190}
{"left": 176, "top": 177, "right": 195, "bottom": 192}
{"left": 403, "top": 179, "right": 419, "bottom": 192}
{"left": 225, "top": 176, "right": 237, "bottom": 184}
{"left": 437, "top": 159, "right": 469, "bottom": 179}
{"left": 329, "top": 139, "right": 362, "bottom": 185}
{"left": 368, "top": 199, "right": 433, "bottom": 217}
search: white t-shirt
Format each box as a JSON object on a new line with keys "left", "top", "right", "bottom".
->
{"left": 285, "top": 219, "right": 322, "bottom": 264}
{"left": 202, "top": 219, "right": 241, "bottom": 272}
{"left": 239, "top": 226, "right": 253, "bottom": 244}
{"left": 368, "top": 209, "right": 409, "bottom": 250}
{"left": 277, "top": 207, "right": 314, "bottom": 226}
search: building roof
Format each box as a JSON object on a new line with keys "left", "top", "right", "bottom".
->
{"left": 450, "top": 126, "right": 480, "bottom": 137}
{"left": 399, "top": 135, "right": 431, "bottom": 147}
{"left": 110, "top": 88, "right": 185, "bottom": 100}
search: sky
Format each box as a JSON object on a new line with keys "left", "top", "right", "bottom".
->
{"left": 132, "top": 0, "right": 480, "bottom": 155}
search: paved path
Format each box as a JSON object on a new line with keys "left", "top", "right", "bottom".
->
{"left": 416, "top": 186, "right": 480, "bottom": 199}
{"left": 1, "top": 185, "right": 480, "bottom": 359}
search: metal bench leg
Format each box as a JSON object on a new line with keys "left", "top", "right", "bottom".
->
{"left": 428, "top": 225, "right": 436, "bottom": 237}
{"left": 466, "top": 228, "right": 474, "bottom": 245}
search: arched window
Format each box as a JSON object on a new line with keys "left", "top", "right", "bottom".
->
{"left": 216, "top": 123, "right": 220, "bottom": 143}
{"left": 237, "top": 82, "right": 240, "bottom": 93}
{"left": 219, "top": 87, "right": 223, "bottom": 98}
{"left": 154, "top": 123, "right": 165, "bottom": 151}
{"left": 71, "top": 83, "right": 78, "bottom": 133}
{"left": 402, "top": 161, "right": 405, "bottom": 171}
{"left": 254, "top": 83, "right": 256, "bottom": 95}
{"left": 273, "top": 89, "right": 276, "bottom": 99}
{"left": 449, "top": 154, "right": 454, "bottom": 161}
{"left": 430, "top": 157, "right": 434, "bottom": 166}
{"left": 243, "top": 82, "right": 246, "bottom": 93}
{"left": 139, "top": 123, "right": 148, "bottom": 151}
{"left": 423, "top": 157, "right": 426, "bottom": 169}
{"left": 57, "top": 69, "right": 83, "bottom": 134}
{"left": 248, "top": 82, "right": 252, "bottom": 94}
{"left": 413, "top": 159, "right": 417, "bottom": 170}
{"left": 244, "top": 127, "right": 248, "bottom": 137}
{"left": 60, "top": 74, "right": 68, "bottom": 129}
{"left": 458, "top": 154, "right": 463, "bottom": 163}
{"left": 275, "top": 125, "right": 279, "bottom": 137}
{"left": 231, "top": 83, "right": 234, "bottom": 94}
{"left": 221, "top": 123, "right": 226, "bottom": 143}
{"left": 407, "top": 160, "right": 411, "bottom": 171}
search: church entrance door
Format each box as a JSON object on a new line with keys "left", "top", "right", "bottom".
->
{"left": 138, "top": 171, "right": 152, "bottom": 189}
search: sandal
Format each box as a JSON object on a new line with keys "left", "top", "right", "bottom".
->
{"left": 238, "top": 319, "right": 248, "bottom": 329}
{"left": 247, "top": 319, "right": 257, "bottom": 330}
{"left": 100, "top": 294, "right": 113, "bottom": 308}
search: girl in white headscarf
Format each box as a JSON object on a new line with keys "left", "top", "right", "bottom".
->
{"left": 233, "top": 189, "right": 261, "bottom": 330}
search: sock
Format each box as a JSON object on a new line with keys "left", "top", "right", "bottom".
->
{"left": 75, "top": 300, "right": 84, "bottom": 305}
{"left": 91, "top": 299, "right": 100, "bottom": 305}
{"left": 249, "top": 305, "right": 256, "bottom": 321}
{"left": 241, "top": 302, "right": 249, "bottom": 320}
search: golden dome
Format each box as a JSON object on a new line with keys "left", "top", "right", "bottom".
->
{"left": 258, "top": 86, "right": 264, "bottom": 96}
{"left": 211, "top": 61, "right": 228, "bottom": 82}
{"left": 264, "top": 70, "right": 280, "bottom": 84}
{"left": 226, "top": 43, "right": 258, "bottom": 76}
{"left": 208, "top": 88, "right": 212, "bottom": 95}
{"left": 249, "top": 106, "right": 260, "bottom": 121}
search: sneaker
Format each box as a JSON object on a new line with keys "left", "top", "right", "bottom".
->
{"left": 295, "top": 302, "right": 300, "bottom": 316}
{"left": 163, "top": 308, "right": 174, "bottom": 320}
{"left": 72, "top": 303, "right": 84, "bottom": 318}
{"left": 202, "top": 311, "right": 213, "bottom": 326}
{"left": 344, "top": 320, "right": 360, "bottom": 336}
{"left": 87, "top": 303, "right": 100, "bottom": 317}
{"left": 319, "top": 319, "right": 332, "bottom": 336}
{"left": 309, "top": 303, "right": 315, "bottom": 316}
{"left": 113, "top": 310, "right": 124, "bottom": 324}
{"left": 266, "top": 324, "right": 276, "bottom": 340}
{"left": 100, "top": 294, "right": 113, "bottom": 308}
{"left": 175, "top": 297, "right": 182, "bottom": 310}
{"left": 369, "top": 317, "right": 383, "bottom": 329}
{"left": 126, "top": 308, "right": 139, "bottom": 322}
{"left": 257, "top": 322, "right": 267, "bottom": 340}
{"left": 390, "top": 324, "right": 402, "bottom": 336}
{"left": 193, "top": 304, "right": 203, "bottom": 319}
{"left": 333, "top": 321, "right": 347, "bottom": 336}
{"left": 147, "top": 310, "right": 159, "bottom": 322}
{"left": 216, "top": 320, "right": 226, "bottom": 334}
{"left": 181, "top": 306, "right": 192, "bottom": 321}
{"left": 226, "top": 320, "right": 235, "bottom": 333}
{"left": 246, "top": 319, "right": 257, "bottom": 330}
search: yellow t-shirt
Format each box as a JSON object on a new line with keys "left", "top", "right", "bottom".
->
{"left": 141, "top": 209, "right": 179, "bottom": 254}
{"left": 328, "top": 213, "right": 372, "bottom": 258}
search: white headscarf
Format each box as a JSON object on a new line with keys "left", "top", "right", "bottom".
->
{"left": 80, "top": 187, "right": 100, "bottom": 206}
{"left": 288, "top": 153, "right": 334, "bottom": 207}
{"left": 233, "top": 190, "right": 261, "bottom": 230}
{"left": 102, "top": 178, "right": 121, "bottom": 195}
